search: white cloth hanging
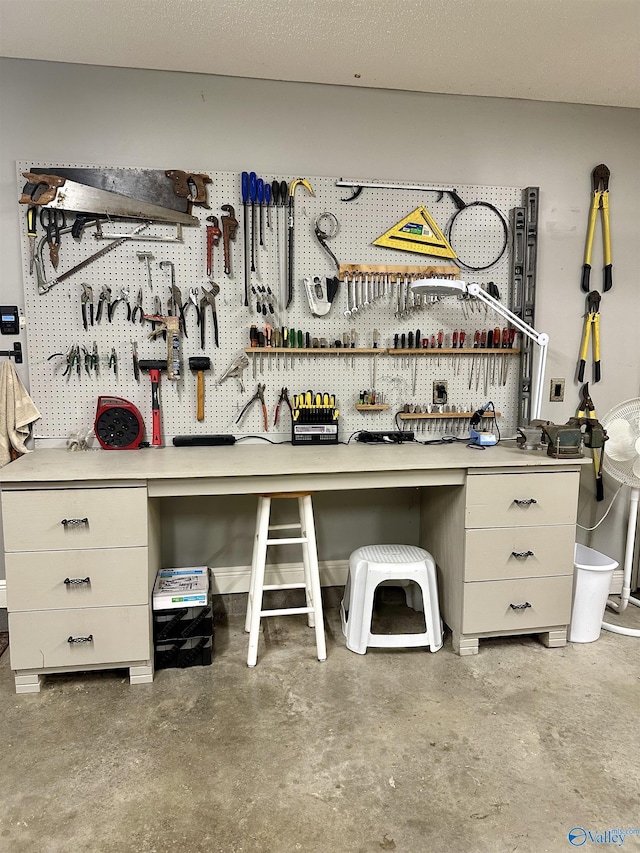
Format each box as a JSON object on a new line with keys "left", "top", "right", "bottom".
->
{"left": 0, "top": 360, "right": 41, "bottom": 467}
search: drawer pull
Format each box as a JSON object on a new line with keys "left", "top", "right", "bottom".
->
{"left": 61, "top": 517, "right": 89, "bottom": 528}
{"left": 67, "top": 634, "right": 94, "bottom": 644}
{"left": 509, "top": 602, "right": 532, "bottom": 611}
{"left": 513, "top": 498, "right": 537, "bottom": 506}
{"left": 64, "top": 577, "right": 91, "bottom": 585}
{"left": 511, "top": 550, "right": 534, "bottom": 559}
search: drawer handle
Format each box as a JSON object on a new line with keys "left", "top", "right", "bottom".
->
{"left": 511, "top": 550, "right": 534, "bottom": 559}
{"left": 64, "top": 577, "right": 91, "bottom": 585}
{"left": 67, "top": 634, "right": 94, "bottom": 644}
{"left": 509, "top": 602, "right": 532, "bottom": 611}
{"left": 513, "top": 498, "right": 537, "bottom": 506}
{"left": 61, "top": 517, "right": 89, "bottom": 528}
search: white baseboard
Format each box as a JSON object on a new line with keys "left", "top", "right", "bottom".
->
{"left": 0, "top": 579, "right": 6, "bottom": 609}
{"left": 209, "top": 559, "right": 349, "bottom": 596}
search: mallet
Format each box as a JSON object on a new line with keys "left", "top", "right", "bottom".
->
{"left": 138, "top": 360, "right": 167, "bottom": 446}
{"left": 189, "top": 356, "right": 211, "bottom": 422}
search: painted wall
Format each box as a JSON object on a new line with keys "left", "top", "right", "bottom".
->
{"left": 0, "top": 58, "right": 639, "bottom": 578}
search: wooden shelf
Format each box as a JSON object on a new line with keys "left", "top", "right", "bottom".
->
{"left": 245, "top": 347, "right": 383, "bottom": 355}
{"left": 245, "top": 347, "right": 518, "bottom": 356}
{"left": 339, "top": 264, "right": 459, "bottom": 278}
{"left": 388, "top": 348, "right": 519, "bottom": 355}
{"left": 398, "top": 411, "right": 501, "bottom": 420}
{"left": 355, "top": 404, "right": 390, "bottom": 412}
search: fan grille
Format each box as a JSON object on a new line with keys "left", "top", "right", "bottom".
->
{"left": 601, "top": 398, "right": 640, "bottom": 487}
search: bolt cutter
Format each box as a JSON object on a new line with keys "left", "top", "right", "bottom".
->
{"left": 576, "top": 383, "right": 605, "bottom": 501}
{"left": 577, "top": 290, "right": 601, "bottom": 383}
{"left": 582, "top": 164, "right": 612, "bottom": 293}
{"left": 236, "top": 383, "right": 268, "bottom": 431}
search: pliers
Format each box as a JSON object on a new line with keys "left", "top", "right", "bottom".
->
{"left": 95, "top": 285, "right": 111, "bottom": 324}
{"left": 80, "top": 283, "right": 94, "bottom": 330}
{"left": 108, "top": 286, "right": 131, "bottom": 322}
{"left": 582, "top": 164, "right": 612, "bottom": 293}
{"left": 273, "top": 387, "right": 293, "bottom": 427}
{"left": 236, "top": 383, "right": 268, "bottom": 431}
{"left": 130, "top": 287, "right": 144, "bottom": 324}
{"left": 577, "top": 290, "right": 601, "bottom": 383}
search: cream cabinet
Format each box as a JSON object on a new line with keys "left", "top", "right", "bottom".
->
{"left": 420, "top": 469, "right": 580, "bottom": 655}
{"left": 2, "top": 485, "right": 158, "bottom": 693}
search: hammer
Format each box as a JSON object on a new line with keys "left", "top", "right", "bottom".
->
{"left": 189, "top": 356, "right": 211, "bottom": 422}
{"left": 138, "top": 360, "right": 167, "bottom": 446}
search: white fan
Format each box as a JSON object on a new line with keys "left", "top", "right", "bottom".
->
{"left": 601, "top": 398, "right": 640, "bottom": 637}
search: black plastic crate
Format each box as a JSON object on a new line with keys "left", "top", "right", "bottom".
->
{"left": 154, "top": 636, "right": 213, "bottom": 670}
{"left": 153, "top": 604, "right": 213, "bottom": 642}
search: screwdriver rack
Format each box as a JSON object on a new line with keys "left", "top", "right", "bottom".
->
{"left": 17, "top": 160, "right": 528, "bottom": 443}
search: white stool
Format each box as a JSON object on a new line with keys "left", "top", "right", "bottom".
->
{"left": 245, "top": 492, "right": 327, "bottom": 667}
{"left": 341, "top": 544, "right": 443, "bottom": 655}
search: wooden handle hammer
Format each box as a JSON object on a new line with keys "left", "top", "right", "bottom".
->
{"left": 189, "top": 356, "right": 211, "bottom": 421}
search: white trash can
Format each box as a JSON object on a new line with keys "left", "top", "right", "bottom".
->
{"left": 568, "top": 544, "right": 618, "bottom": 643}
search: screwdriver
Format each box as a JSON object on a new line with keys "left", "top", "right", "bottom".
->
{"left": 249, "top": 171, "right": 257, "bottom": 273}
{"left": 257, "top": 178, "right": 264, "bottom": 247}
{"left": 265, "top": 182, "right": 271, "bottom": 229}
{"left": 241, "top": 172, "right": 250, "bottom": 306}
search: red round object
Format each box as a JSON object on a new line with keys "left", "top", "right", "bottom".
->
{"left": 94, "top": 396, "right": 145, "bottom": 450}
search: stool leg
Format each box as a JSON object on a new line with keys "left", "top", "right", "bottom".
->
{"left": 298, "top": 497, "right": 314, "bottom": 628}
{"left": 247, "top": 496, "right": 271, "bottom": 666}
{"left": 245, "top": 496, "right": 267, "bottom": 633}
{"left": 300, "top": 495, "right": 327, "bottom": 662}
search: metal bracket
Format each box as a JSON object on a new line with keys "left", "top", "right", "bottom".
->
{"left": 0, "top": 342, "right": 23, "bottom": 363}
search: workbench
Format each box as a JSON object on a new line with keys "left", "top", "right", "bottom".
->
{"left": 0, "top": 443, "right": 589, "bottom": 692}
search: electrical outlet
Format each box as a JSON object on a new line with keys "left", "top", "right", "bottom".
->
{"left": 433, "top": 381, "right": 448, "bottom": 405}
{"left": 550, "top": 378, "right": 565, "bottom": 402}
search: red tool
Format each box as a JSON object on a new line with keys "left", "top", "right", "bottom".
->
{"left": 206, "top": 216, "right": 221, "bottom": 277}
{"left": 138, "top": 360, "right": 167, "bottom": 446}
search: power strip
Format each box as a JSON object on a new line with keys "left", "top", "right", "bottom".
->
{"left": 356, "top": 431, "right": 415, "bottom": 444}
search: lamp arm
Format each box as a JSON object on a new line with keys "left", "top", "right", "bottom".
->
{"left": 465, "top": 284, "right": 549, "bottom": 347}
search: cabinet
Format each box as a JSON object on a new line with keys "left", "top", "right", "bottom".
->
{"left": 2, "top": 485, "right": 158, "bottom": 693}
{"left": 420, "top": 469, "right": 579, "bottom": 655}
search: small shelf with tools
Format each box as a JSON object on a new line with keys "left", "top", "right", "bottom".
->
{"left": 387, "top": 348, "right": 519, "bottom": 356}
{"left": 397, "top": 411, "right": 501, "bottom": 420}
{"left": 355, "top": 404, "right": 390, "bottom": 412}
{"left": 244, "top": 347, "right": 383, "bottom": 355}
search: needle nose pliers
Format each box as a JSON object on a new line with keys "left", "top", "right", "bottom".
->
{"left": 236, "top": 383, "right": 268, "bottom": 431}
{"left": 582, "top": 164, "right": 612, "bottom": 293}
{"left": 273, "top": 387, "right": 293, "bottom": 427}
{"left": 577, "top": 290, "right": 601, "bottom": 383}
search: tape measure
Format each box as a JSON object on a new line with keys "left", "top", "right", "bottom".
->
{"left": 94, "top": 396, "right": 145, "bottom": 450}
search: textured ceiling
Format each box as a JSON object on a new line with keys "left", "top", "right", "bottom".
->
{"left": 1, "top": 0, "right": 639, "bottom": 108}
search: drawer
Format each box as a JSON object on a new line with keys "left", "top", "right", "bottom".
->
{"left": 462, "top": 575, "right": 573, "bottom": 634}
{"left": 2, "top": 487, "right": 147, "bottom": 552}
{"left": 465, "top": 472, "right": 579, "bottom": 528}
{"left": 465, "top": 526, "right": 575, "bottom": 581}
{"left": 8, "top": 605, "right": 151, "bottom": 671}
{"left": 6, "top": 547, "right": 149, "bottom": 612}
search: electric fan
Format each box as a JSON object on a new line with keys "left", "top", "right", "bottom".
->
{"left": 600, "top": 398, "right": 640, "bottom": 637}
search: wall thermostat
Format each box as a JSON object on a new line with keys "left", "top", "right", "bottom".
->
{"left": 0, "top": 306, "right": 19, "bottom": 335}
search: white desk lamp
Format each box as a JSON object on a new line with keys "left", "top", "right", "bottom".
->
{"left": 411, "top": 279, "right": 549, "bottom": 421}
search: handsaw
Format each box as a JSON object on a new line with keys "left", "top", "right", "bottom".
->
{"left": 20, "top": 173, "right": 199, "bottom": 226}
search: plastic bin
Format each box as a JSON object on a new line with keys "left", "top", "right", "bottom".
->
{"left": 568, "top": 544, "right": 618, "bottom": 643}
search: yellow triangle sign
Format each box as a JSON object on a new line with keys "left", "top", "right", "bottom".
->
{"left": 373, "top": 205, "right": 456, "bottom": 259}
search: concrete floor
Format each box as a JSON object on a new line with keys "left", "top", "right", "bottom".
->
{"left": 1, "top": 593, "right": 639, "bottom": 853}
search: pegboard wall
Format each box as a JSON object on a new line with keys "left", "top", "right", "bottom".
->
{"left": 16, "top": 162, "right": 525, "bottom": 445}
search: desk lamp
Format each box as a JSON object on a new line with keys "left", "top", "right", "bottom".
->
{"left": 411, "top": 279, "right": 549, "bottom": 421}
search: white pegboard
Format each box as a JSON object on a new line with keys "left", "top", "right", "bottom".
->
{"left": 16, "top": 162, "right": 523, "bottom": 445}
